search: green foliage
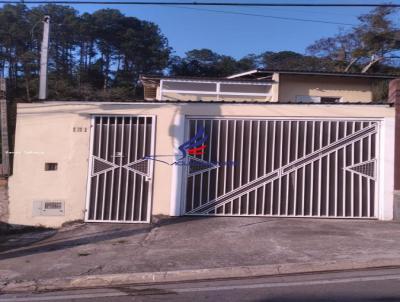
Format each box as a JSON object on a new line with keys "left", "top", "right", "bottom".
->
{"left": 0, "top": 4, "right": 170, "bottom": 101}
{"left": 169, "top": 49, "right": 341, "bottom": 76}
{"left": 169, "top": 48, "right": 243, "bottom": 77}
{"left": 307, "top": 6, "right": 400, "bottom": 73}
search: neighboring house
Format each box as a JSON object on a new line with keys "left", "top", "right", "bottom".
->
{"left": 142, "top": 69, "right": 395, "bottom": 103}
{"left": 3, "top": 70, "right": 399, "bottom": 228}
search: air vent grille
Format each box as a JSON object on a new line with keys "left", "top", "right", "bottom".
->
{"left": 44, "top": 201, "right": 62, "bottom": 210}
{"left": 33, "top": 200, "right": 65, "bottom": 216}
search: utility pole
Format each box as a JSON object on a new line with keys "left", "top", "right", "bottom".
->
{"left": 39, "top": 16, "right": 50, "bottom": 100}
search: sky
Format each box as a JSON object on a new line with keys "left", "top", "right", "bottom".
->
{"left": 25, "top": 0, "right": 400, "bottom": 59}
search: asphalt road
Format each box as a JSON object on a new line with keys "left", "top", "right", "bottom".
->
{"left": 1, "top": 268, "right": 400, "bottom": 302}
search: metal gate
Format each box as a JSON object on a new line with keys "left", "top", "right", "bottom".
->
{"left": 85, "top": 116, "right": 155, "bottom": 223}
{"left": 184, "top": 118, "right": 379, "bottom": 218}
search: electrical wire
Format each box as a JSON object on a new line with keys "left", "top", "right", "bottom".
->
{"left": 3, "top": 1, "right": 400, "bottom": 7}
{"left": 165, "top": 5, "right": 357, "bottom": 26}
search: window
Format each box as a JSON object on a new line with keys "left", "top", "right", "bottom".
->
{"left": 45, "top": 163, "right": 58, "bottom": 171}
{"left": 321, "top": 97, "right": 341, "bottom": 104}
{"left": 295, "top": 96, "right": 341, "bottom": 103}
{"left": 160, "top": 79, "right": 272, "bottom": 101}
{"left": 162, "top": 81, "right": 216, "bottom": 92}
{"left": 295, "top": 96, "right": 321, "bottom": 103}
{"left": 220, "top": 83, "right": 269, "bottom": 94}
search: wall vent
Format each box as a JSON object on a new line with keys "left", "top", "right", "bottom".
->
{"left": 33, "top": 200, "right": 65, "bottom": 216}
{"left": 45, "top": 162, "right": 58, "bottom": 171}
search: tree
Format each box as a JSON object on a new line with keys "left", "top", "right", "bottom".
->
{"left": 258, "top": 51, "right": 337, "bottom": 71}
{"left": 0, "top": 4, "right": 171, "bottom": 100}
{"left": 169, "top": 48, "right": 258, "bottom": 77}
{"left": 307, "top": 6, "right": 400, "bottom": 73}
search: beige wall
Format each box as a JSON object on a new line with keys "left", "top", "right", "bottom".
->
{"left": 278, "top": 74, "right": 374, "bottom": 102}
{"left": 8, "top": 102, "right": 395, "bottom": 227}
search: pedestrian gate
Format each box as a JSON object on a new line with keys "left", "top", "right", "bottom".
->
{"left": 184, "top": 118, "right": 379, "bottom": 218}
{"left": 85, "top": 116, "right": 155, "bottom": 223}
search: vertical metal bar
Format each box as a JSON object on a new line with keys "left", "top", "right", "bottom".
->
{"left": 123, "top": 117, "right": 132, "bottom": 221}
{"left": 199, "top": 120, "right": 206, "bottom": 206}
{"left": 325, "top": 121, "right": 331, "bottom": 216}
{"left": 115, "top": 117, "right": 125, "bottom": 220}
{"left": 367, "top": 122, "right": 371, "bottom": 217}
{"left": 101, "top": 117, "right": 110, "bottom": 220}
{"left": 246, "top": 121, "right": 253, "bottom": 215}
{"left": 224, "top": 120, "right": 228, "bottom": 195}
{"left": 93, "top": 117, "right": 102, "bottom": 220}
{"left": 277, "top": 121, "right": 283, "bottom": 215}
{"left": 374, "top": 122, "right": 379, "bottom": 218}
{"left": 232, "top": 120, "right": 237, "bottom": 190}
{"left": 334, "top": 121, "right": 339, "bottom": 217}
{"left": 109, "top": 117, "right": 118, "bottom": 220}
{"left": 301, "top": 121, "right": 307, "bottom": 216}
{"left": 359, "top": 123, "right": 363, "bottom": 217}
{"left": 310, "top": 121, "right": 315, "bottom": 216}
{"left": 285, "top": 121, "right": 291, "bottom": 215}
{"left": 146, "top": 116, "right": 156, "bottom": 222}
{"left": 255, "top": 120, "right": 260, "bottom": 214}
{"left": 262, "top": 121, "right": 268, "bottom": 215}
{"left": 351, "top": 122, "right": 355, "bottom": 217}
{"left": 131, "top": 117, "right": 140, "bottom": 220}
{"left": 239, "top": 120, "right": 244, "bottom": 213}
{"left": 292, "top": 121, "right": 299, "bottom": 215}
{"left": 317, "top": 121, "right": 323, "bottom": 216}
{"left": 207, "top": 120, "right": 213, "bottom": 204}
{"left": 271, "top": 121, "right": 276, "bottom": 214}
{"left": 138, "top": 117, "right": 147, "bottom": 221}
{"left": 231, "top": 120, "right": 237, "bottom": 215}
{"left": 192, "top": 120, "right": 198, "bottom": 211}
{"left": 343, "top": 121, "right": 347, "bottom": 217}
{"left": 215, "top": 120, "right": 221, "bottom": 212}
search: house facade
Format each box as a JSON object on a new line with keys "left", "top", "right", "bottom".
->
{"left": 4, "top": 70, "right": 397, "bottom": 227}
{"left": 142, "top": 70, "right": 392, "bottom": 103}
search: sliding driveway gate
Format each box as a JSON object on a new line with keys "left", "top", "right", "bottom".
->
{"left": 85, "top": 116, "right": 155, "bottom": 223}
{"left": 184, "top": 118, "right": 379, "bottom": 218}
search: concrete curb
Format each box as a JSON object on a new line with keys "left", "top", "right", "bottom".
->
{"left": 2, "top": 257, "right": 400, "bottom": 293}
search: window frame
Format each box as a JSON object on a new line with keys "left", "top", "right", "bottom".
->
{"left": 160, "top": 79, "right": 272, "bottom": 101}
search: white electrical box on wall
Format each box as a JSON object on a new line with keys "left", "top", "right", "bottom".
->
{"left": 32, "top": 200, "right": 65, "bottom": 216}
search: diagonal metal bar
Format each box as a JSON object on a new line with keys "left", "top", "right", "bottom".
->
{"left": 282, "top": 124, "right": 376, "bottom": 174}
{"left": 186, "top": 171, "right": 279, "bottom": 214}
{"left": 188, "top": 123, "right": 377, "bottom": 215}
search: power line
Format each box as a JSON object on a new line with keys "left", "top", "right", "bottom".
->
{"left": 166, "top": 5, "right": 356, "bottom": 26}
{"left": 2, "top": 1, "right": 400, "bottom": 7}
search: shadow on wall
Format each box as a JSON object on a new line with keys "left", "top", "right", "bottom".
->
{"left": 168, "top": 101, "right": 222, "bottom": 149}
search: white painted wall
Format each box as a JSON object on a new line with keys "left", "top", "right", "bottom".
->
{"left": 378, "top": 117, "right": 395, "bottom": 220}
{"left": 7, "top": 102, "right": 396, "bottom": 227}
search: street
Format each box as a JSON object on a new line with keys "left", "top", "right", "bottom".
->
{"left": 1, "top": 268, "right": 400, "bottom": 302}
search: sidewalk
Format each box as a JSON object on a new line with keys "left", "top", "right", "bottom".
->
{"left": 1, "top": 217, "right": 400, "bottom": 292}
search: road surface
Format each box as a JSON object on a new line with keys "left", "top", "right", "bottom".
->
{"left": 1, "top": 268, "right": 400, "bottom": 301}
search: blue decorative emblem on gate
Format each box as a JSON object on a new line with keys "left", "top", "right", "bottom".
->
{"left": 144, "top": 126, "right": 235, "bottom": 169}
